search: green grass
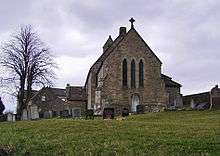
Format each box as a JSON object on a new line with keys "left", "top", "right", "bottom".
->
{"left": 0, "top": 110, "right": 220, "bottom": 155}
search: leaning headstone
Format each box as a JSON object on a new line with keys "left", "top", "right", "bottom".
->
{"left": 152, "top": 106, "right": 160, "bottom": 112}
{"left": 62, "top": 110, "right": 69, "bottom": 118}
{"left": 86, "top": 109, "right": 94, "bottom": 120}
{"left": 122, "top": 108, "right": 129, "bottom": 117}
{"left": 103, "top": 108, "right": 114, "bottom": 119}
{"left": 44, "top": 111, "right": 51, "bottom": 119}
{"left": 136, "top": 105, "right": 144, "bottom": 114}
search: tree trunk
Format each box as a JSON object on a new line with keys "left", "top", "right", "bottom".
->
{"left": 25, "top": 75, "right": 33, "bottom": 107}
{"left": 16, "top": 76, "right": 25, "bottom": 120}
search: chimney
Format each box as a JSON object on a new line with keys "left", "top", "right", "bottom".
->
{"left": 119, "top": 27, "right": 126, "bottom": 36}
{"left": 66, "top": 84, "right": 70, "bottom": 100}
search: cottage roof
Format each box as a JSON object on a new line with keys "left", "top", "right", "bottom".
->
{"left": 49, "top": 88, "right": 66, "bottom": 97}
{"left": 28, "top": 86, "right": 86, "bottom": 103}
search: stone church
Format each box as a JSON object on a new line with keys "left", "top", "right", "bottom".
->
{"left": 22, "top": 18, "right": 183, "bottom": 120}
{"left": 85, "top": 18, "right": 182, "bottom": 115}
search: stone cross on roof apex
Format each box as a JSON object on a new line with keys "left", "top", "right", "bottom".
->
{"left": 129, "top": 17, "right": 135, "bottom": 29}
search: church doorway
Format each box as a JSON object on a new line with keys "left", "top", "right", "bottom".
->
{"left": 131, "top": 94, "right": 140, "bottom": 112}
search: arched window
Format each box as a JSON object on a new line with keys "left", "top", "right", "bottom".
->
{"left": 122, "top": 59, "right": 127, "bottom": 86}
{"left": 131, "top": 59, "right": 136, "bottom": 88}
{"left": 139, "top": 59, "right": 144, "bottom": 87}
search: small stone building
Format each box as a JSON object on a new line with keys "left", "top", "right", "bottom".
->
{"left": 161, "top": 74, "right": 182, "bottom": 108}
{"left": 22, "top": 85, "right": 86, "bottom": 120}
{"left": 85, "top": 18, "right": 182, "bottom": 115}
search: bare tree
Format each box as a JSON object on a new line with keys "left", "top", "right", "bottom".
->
{"left": 0, "top": 97, "right": 5, "bottom": 115}
{"left": 0, "top": 25, "right": 56, "bottom": 119}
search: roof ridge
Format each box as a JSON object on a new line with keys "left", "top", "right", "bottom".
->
{"left": 131, "top": 28, "right": 162, "bottom": 64}
{"left": 184, "top": 91, "right": 210, "bottom": 97}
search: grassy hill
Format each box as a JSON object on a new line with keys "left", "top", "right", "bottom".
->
{"left": 0, "top": 110, "right": 219, "bottom": 155}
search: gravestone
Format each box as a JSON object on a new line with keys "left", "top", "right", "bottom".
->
{"left": 86, "top": 109, "right": 94, "bottom": 119}
{"left": 39, "top": 112, "right": 44, "bottom": 118}
{"left": 52, "top": 111, "right": 57, "bottom": 117}
{"left": 136, "top": 105, "right": 144, "bottom": 114}
{"left": 72, "top": 108, "right": 81, "bottom": 118}
{"left": 44, "top": 111, "right": 51, "bottom": 119}
{"left": 30, "top": 105, "right": 39, "bottom": 120}
{"left": 103, "top": 108, "right": 114, "bottom": 119}
{"left": 7, "top": 113, "right": 16, "bottom": 122}
{"left": 122, "top": 108, "right": 129, "bottom": 117}
{"left": 62, "top": 110, "right": 69, "bottom": 118}
{"left": 152, "top": 106, "right": 160, "bottom": 112}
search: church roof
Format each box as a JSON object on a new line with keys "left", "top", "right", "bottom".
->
{"left": 85, "top": 25, "right": 162, "bottom": 86}
{"left": 84, "top": 30, "right": 125, "bottom": 86}
{"left": 161, "top": 74, "right": 182, "bottom": 88}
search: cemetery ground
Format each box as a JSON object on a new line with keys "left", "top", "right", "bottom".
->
{"left": 0, "top": 110, "right": 219, "bottom": 155}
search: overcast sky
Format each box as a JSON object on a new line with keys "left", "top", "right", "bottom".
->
{"left": 0, "top": 0, "right": 219, "bottom": 111}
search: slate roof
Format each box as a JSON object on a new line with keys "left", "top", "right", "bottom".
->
{"left": 161, "top": 74, "right": 182, "bottom": 88}
{"left": 29, "top": 86, "right": 86, "bottom": 102}
{"left": 49, "top": 88, "right": 66, "bottom": 97}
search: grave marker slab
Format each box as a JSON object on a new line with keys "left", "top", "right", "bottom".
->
{"left": 136, "top": 105, "right": 144, "bottom": 114}
{"left": 103, "top": 108, "right": 114, "bottom": 119}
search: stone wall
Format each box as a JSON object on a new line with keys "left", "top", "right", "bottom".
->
{"left": 165, "top": 87, "right": 183, "bottom": 108}
{"left": 66, "top": 100, "right": 87, "bottom": 116}
{"left": 210, "top": 85, "right": 220, "bottom": 109}
{"left": 182, "top": 85, "right": 220, "bottom": 110}
{"left": 183, "top": 92, "right": 210, "bottom": 108}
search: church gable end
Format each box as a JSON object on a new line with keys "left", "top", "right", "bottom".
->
{"left": 119, "top": 28, "right": 162, "bottom": 66}
{"left": 86, "top": 18, "right": 182, "bottom": 115}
